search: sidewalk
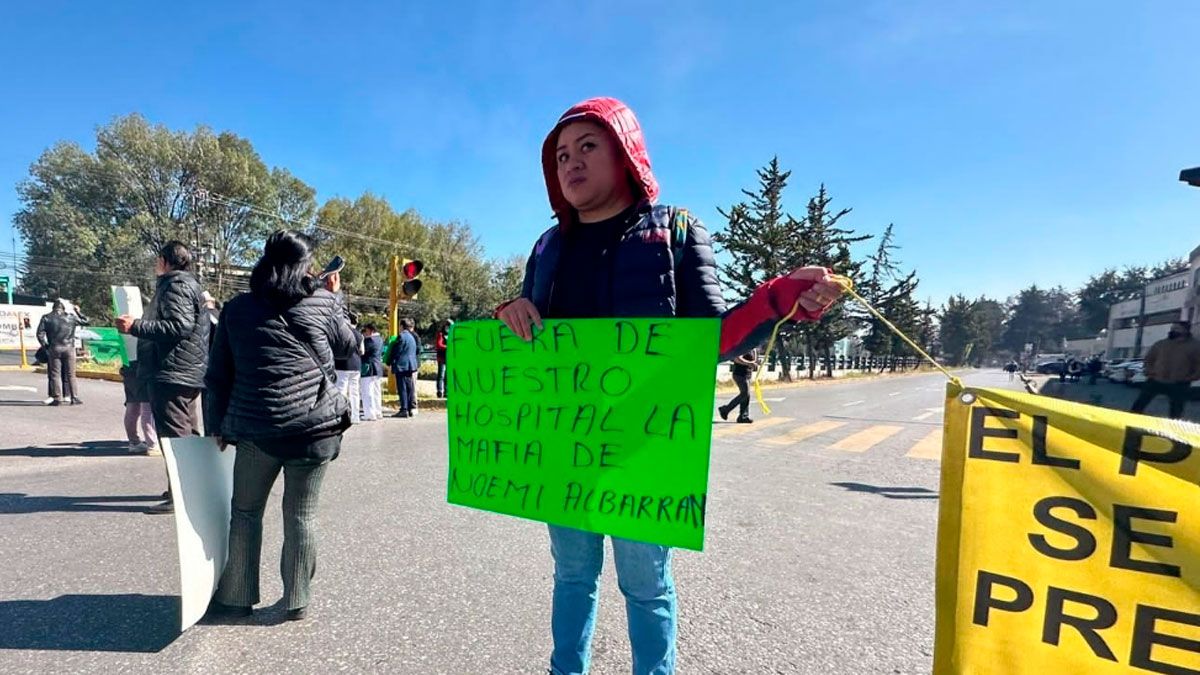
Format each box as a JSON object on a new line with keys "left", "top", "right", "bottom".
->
{"left": 1038, "top": 377, "right": 1200, "bottom": 424}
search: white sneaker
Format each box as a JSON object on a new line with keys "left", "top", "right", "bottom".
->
{"left": 43, "top": 397, "right": 55, "bottom": 405}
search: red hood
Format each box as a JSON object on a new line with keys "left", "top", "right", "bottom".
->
{"left": 541, "top": 97, "right": 660, "bottom": 221}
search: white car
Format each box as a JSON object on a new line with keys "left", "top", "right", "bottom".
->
{"left": 1101, "top": 359, "right": 1128, "bottom": 379}
{"left": 1117, "top": 362, "right": 1145, "bottom": 386}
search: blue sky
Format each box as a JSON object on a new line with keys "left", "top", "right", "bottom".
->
{"left": 2, "top": 1, "right": 1198, "bottom": 305}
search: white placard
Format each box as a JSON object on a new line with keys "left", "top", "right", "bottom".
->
{"left": 162, "top": 436, "right": 235, "bottom": 631}
{"left": 111, "top": 286, "right": 144, "bottom": 362}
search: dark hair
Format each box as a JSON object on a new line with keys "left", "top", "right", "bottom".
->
{"left": 249, "top": 230, "right": 318, "bottom": 305}
{"left": 363, "top": 323, "right": 377, "bottom": 333}
{"left": 159, "top": 241, "right": 193, "bottom": 272}
{"left": 401, "top": 318, "right": 415, "bottom": 331}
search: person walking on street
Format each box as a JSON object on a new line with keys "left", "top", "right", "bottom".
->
{"left": 1004, "top": 360, "right": 1018, "bottom": 382}
{"left": 718, "top": 349, "right": 758, "bottom": 423}
{"left": 435, "top": 319, "right": 451, "bottom": 398}
{"left": 116, "top": 241, "right": 210, "bottom": 514}
{"left": 1130, "top": 321, "right": 1200, "bottom": 420}
{"left": 359, "top": 324, "right": 384, "bottom": 421}
{"left": 496, "top": 96, "right": 844, "bottom": 675}
{"left": 36, "top": 299, "right": 89, "bottom": 406}
{"left": 391, "top": 318, "right": 419, "bottom": 418}
{"left": 203, "top": 230, "right": 356, "bottom": 623}
{"left": 335, "top": 314, "right": 364, "bottom": 424}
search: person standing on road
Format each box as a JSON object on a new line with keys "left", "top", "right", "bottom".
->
{"left": 434, "top": 319, "right": 451, "bottom": 398}
{"left": 116, "top": 241, "right": 210, "bottom": 514}
{"left": 1130, "top": 321, "right": 1200, "bottom": 420}
{"left": 359, "top": 324, "right": 384, "bottom": 421}
{"left": 36, "top": 299, "right": 89, "bottom": 406}
{"left": 203, "top": 229, "right": 356, "bottom": 622}
{"left": 496, "top": 96, "right": 844, "bottom": 675}
{"left": 390, "top": 318, "right": 418, "bottom": 418}
{"left": 1086, "top": 355, "right": 1103, "bottom": 386}
{"left": 120, "top": 360, "right": 157, "bottom": 454}
{"left": 1004, "top": 360, "right": 1018, "bottom": 382}
{"left": 334, "top": 314, "right": 364, "bottom": 425}
{"left": 718, "top": 349, "right": 758, "bottom": 423}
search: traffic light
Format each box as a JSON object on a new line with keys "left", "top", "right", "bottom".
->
{"left": 400, "top": 259, "right": 423, "bottom": 299}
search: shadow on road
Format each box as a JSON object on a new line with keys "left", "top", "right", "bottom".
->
{"left": 0, "top": 594, "right": 180, "bottom": 652}
{"left": 0, "top": 493, "right": 162, "bottom": 514}
{"left": 0, "top": 440, "right": 134, "bottom": 458}
{"left": 0, "top": 399, "right": 44, "bottom": 407}
{"left": 830, "top": 482, "right": 938, "bottom": 500}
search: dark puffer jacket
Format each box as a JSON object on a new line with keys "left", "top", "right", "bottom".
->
{"left": 522, "top": 202, "right": 725, "bottom": 320}
{"left": 130, "top": 271, "right": 210, "bottom": 389}
{"left": 204, "top": 289, "right": 356, "bottom": 443}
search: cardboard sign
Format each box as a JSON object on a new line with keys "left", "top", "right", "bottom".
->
{"left": 446, "top": 319, "right": 720, "bottom": 550}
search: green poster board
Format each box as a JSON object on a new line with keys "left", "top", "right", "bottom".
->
{"left": 86, "top": 327, "right": 125, "bottom": 365}
{"left": 446, "top": 318, "right": 720, "bottom": 551}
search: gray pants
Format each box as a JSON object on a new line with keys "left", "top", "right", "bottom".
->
{"left": 46, "top": 345, "right": 77, "bottom": 401}
{"left": 215, "top": 442, "right": 329, "bottom": 611}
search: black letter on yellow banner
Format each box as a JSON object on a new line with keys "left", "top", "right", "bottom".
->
{"left": 1120, "top": 427, "right": 1192, "bottom": 477}
{"left": 1111, "top": 505, "right": 1182, "bottom": 579}
{"left": 1029, "top": 497, "right": 1097, "bottom": 561}
{"left": 1130, "top": 605, "right": 1200, "bottom": 674}
{"left": 969, "top": 407, "right": 1021, "bottom": 463}
{"left": 972, "top": 570, "right": 1033, "bottom": 626}
{"left": 1042, "top": 586, "right": 1118, "bottom": 661}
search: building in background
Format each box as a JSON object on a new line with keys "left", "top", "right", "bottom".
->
{"left": 1105, "top": 269, "right": 1191, "bottom": 359}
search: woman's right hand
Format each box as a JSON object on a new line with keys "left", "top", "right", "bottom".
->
{"left": 497, "top": 298, "right": 543, "bottom": 341}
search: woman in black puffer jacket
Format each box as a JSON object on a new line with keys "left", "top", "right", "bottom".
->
{"left": 204, "top": 230, "right": 356, "bottom": 622}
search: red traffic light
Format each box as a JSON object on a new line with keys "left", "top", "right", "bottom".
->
{"left": 402, "top": 260, "right": 423, "bottom": 279}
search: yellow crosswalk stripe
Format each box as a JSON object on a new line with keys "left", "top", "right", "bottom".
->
{"left": 762, "top": 419, "right": 846, "bottom": 446}
{"left": 905, "top": 429, "right": 943, "bottom": 460}
{"left": 713, "top": 416, "right": 793, "bottom": 438}
{"left": 831, "top": 425, "right": 904, "bottom": 453}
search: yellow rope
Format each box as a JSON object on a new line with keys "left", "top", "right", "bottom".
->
{"left": 751, "top": 273, "right": 962, "bottom": 415}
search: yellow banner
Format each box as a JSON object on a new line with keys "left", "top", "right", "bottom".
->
{"left": 935, "top": 386, "right": 1200, "bottom": 674}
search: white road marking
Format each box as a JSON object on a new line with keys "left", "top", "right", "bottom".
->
{"left": 913, "top": 411, "right": 935, "bottom": 421}
{"left": 762, "top": 397, "right": 786, "bottom": 402}
{"left": 0, "top": 385, "right": 37, "bottom": 392}
{"left": 888, "top": 392, "right": 901, "bottom": 397}
{"left": 842, "top": 400, "right": 865, "bottom": 407}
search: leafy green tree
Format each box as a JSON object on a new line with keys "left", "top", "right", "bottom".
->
{"left": 14, "top": 114, "right": 316, "bottom": 315}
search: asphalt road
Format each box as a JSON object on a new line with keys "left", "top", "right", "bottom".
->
{"left": 0, "top": 368, "right": 1024, "bottom": 674}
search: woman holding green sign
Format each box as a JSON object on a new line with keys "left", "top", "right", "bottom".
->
{"left": 496, "top": 97, "right": 844, "bottom": 675}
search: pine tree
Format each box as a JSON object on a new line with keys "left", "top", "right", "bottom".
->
{"left": 714, "top": 158, "right": 807, "bottom": 380}
{"left": 858, "top": 223, "right": 919, "bottom": 372}
{"left": 793, "top": 185, "right": 871, "bottom": 378}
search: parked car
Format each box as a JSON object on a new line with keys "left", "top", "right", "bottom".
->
{"left": 1114, "top": 361, "right": 1144, "bottom": 386}
{"left": 1035, "top": 360, "right": 1065, "bottom": 375}
{"left": 1101, "top": 358, "right": 1128, "bottom": 380}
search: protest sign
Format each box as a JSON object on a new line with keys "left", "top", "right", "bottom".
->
{"left": 446, "top": 318, "right": 720, "bottom": 551}
{"left": 935, "top": 386, "right": 1200, "bottom": 674}
{"left": 111, "top": 286, "right": 143, "bottom": 366}
{"left": 162, "top": 436, "right": 235, "bottom": 631}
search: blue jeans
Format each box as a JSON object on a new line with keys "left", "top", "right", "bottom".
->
{"left": 548, "top": 525, "right": 677, "bottom": 675}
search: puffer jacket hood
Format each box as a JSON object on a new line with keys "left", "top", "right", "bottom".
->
{"left": 541, "top": 97, "right": 660, "bottom": 222}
